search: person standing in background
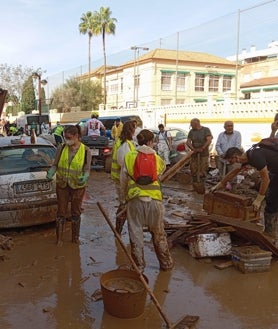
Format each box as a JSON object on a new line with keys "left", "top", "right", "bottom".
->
{"left": 46, "top": 125, "right": 92, "bottom": 245}
{"left": 85, "top": 112, "right": 106, "bottom": 137}
{"left": 156, "top": 124, "right": 172, "bottom": 167}
{"left": 111, "top": 118, "right": 123, "bottom": 141}
{"left": 215, "top": 120, "right": 242, "bottom": 177}
{"left": 53, "top": 122, "right": 64, "bottom": 145}
{"left": 186, "top": 118, "right": 213, "bottom": 192}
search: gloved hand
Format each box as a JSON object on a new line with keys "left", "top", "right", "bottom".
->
{"left": 78, "top": 172, "right": 89, "bottom": 185}
{"left": 46, "top": 167, "right": 56, "bottom": 180}
{"left": 252, "top": 194, "right": 265, "bottom": 211}
{"left": 210, "top": 181, "right": 224, "bottom": 193}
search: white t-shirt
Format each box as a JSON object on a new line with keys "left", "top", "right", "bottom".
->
{"left": 86, "top": 118, "right": 104, "bottom": 136}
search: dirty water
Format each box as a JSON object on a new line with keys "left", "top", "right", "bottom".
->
{"left": 1, "top": 171, "right": 278, "bottom": 329}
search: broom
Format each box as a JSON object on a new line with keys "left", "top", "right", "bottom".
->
{"left": 97, "top": 202, "right": 199, "bottom": 329}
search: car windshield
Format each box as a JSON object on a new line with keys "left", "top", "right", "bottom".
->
{"left": 0, "top": 146, "right": 56, "bottom": 175}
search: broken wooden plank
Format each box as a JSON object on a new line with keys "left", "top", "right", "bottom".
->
{"left": 208, "top": 214, "right": 278, "bottom": 257}
{"left": 160, "top": 151, "right": 193, "bottom": 183}
{"left": 168, "top": 222, "right": 217, "bottom": 248}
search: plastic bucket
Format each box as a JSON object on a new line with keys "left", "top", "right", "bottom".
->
{"left": 100, "top": 269, "right": 148, "bottom": 318}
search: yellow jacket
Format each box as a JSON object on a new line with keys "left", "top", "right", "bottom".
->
{"left": 111, "top": 122, "right": 123, "bottom": 140}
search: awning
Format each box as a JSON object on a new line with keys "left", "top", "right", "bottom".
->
{"left": 241, "top": 88, "right": 261, "bottom": 93}
{"left": 263, "top": 86, "right": 278, "bottom": 91}
{"left": 194, "top": 98, "right": 208, "bottom": 103}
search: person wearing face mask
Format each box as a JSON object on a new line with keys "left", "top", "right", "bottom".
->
{"left": 46, "top": 125, "right": 92, "bottom": 245}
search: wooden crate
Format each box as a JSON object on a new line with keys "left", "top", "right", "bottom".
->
{"left": 203, "top": 191, "right": 259, "bottom": 221}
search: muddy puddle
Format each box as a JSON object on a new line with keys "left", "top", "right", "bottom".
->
{"left": 1, "top": 171, "right": 278, "bottom": 329}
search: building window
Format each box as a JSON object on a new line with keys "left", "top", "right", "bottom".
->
{"left": 120, "top": 77, "right": 123, "bottom": 93}
{"left": 177, "top": 73, "right": 186, "bottom": 91}
{"left": 110, "top": 80, "right": 118, "bottom": 94}
{"left": 209, "top": 74, "right": 219, "bottom": 92}
{"left": 161, "top": 72, "right": 173, "bottom": 91}
{"left": 161, "top": 99, "right": 171, "bottom": 106}
{"left": 223, "top": 75, "right": 232, "bottom": 92}
{"left": 195, "top": 73, "right": 205, "bottom": 91}
{"left": 176, "top": 99, "right": 185, "bottom": 104}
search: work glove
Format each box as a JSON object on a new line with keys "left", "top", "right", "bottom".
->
{"left": 46, "top": 167, "right": 56, "bottom": 180}
{"left": 78, "top": 172, "right": 89, "bottom": 185}
{"left": 252, "top": 194, "right": 265, "bottom": 211}
{"left": 209, "top": 181, "right": 224, "bottom": 193}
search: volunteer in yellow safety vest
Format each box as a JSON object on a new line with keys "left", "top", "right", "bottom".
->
{"left": 46, "top": 125, "right": 91, "bottom": 245}
{"left": 119, "top": 129, "right": 174, "bottom": 272}
{"left": 111, "top": 121, "right": 136, "bottom": 234}
{"left": 53, "top": 122, "right": 64, "bottom": 145}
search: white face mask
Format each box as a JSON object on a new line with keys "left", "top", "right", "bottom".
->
{"left": 65, "top": 139, "right": 74, "bottom": 146}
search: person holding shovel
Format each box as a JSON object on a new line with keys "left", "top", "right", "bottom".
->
{"left": 186, "top": 118, "right": 213, "bottom": 194}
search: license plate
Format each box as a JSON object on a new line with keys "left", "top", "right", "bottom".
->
{"left": 14, "top": 180, "right": 51, "bottom": 194}
{"left": 90, "top": 149, "right": 99, "bottom": 156}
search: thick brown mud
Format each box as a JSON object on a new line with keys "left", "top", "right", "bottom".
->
{"left": 1, "top": 171, "right": 278, "bottom": 329}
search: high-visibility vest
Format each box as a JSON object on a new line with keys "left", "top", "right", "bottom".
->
{"left": 56, "top": 143, "right": 86, "bottom": 189}
{"left": 111, "top": 139, "right": 136, "bottom": 181}
{"left": 124, "top": 150, "right": 165, "bottom": 201}
{"left": 54, "top": 125, "right": 64, "bottom": 137}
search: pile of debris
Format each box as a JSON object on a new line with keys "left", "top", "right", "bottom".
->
{"left": 162, "top": 169, "right": 278, "bottom": 274}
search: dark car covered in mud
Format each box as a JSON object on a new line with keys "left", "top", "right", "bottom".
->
{"left": 0, "top": 136, "right": 57, "bottom": 228}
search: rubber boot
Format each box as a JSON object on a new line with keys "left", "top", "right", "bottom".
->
{"left": 56, "top": 217, "right": 66, "bottom": 245}
{"left": 71, "top": 216, "right": 81, "bottom": 244}
{"left": 264, "top": 212, "right": 278, "bottom": 246}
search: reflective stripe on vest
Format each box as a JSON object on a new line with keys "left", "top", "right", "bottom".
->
{"left": 56, "top": 143, "right": 86, "bottom": 189}
{"left": 111, "top": 139, "right": 136, "bottom": 181}
{"left": 124, "top": 150, "right": 164, "bottom": 201}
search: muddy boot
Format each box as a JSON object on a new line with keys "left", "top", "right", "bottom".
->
{"left": 56, "top": 217, "right": 66, "bottom": 245}
{"left": 264, "top": 212, "right": 278, "bottom": 246}
{"left": 71, "top": 216, "right": 81, "bottom": 244}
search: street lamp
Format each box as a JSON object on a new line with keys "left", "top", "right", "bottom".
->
{"left": 235, "top": 0, "right": 275, "bottom": 99}
{"left": 130, "top": 46, "right": 149, "bottom": 107}
{"left": 32, "top": 69, "right": 47, "bottom": 116}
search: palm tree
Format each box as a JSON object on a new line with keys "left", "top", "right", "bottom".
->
{"left": 92, "top": 7, "right": 117, "bottom": 107}
{"left": 79, "top": 11, "right": 95, "bottom": 76}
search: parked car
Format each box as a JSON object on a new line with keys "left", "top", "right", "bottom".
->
{"left": 78, "top": 115, "right": 143, "bottom": 139}
{"left": 149, "top": 127, "right": 190, "bottom": 164}
{"left": 0, "top": 136, "right": 57, "bottom": 228}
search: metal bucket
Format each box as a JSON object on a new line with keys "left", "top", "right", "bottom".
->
{"left": 100, "top": 269, "right": 148, "bottom": 318}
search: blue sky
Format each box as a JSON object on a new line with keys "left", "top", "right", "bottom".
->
{"left": 1, "top": 0, "right": 278, "bottom": 77}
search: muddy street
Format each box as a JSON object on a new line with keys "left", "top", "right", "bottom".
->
{"left": 1, "top": 171, "right": 278, "bottom": 329}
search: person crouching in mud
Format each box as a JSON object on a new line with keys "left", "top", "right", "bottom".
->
{"left": 119, "top": 129, "right": 174, "bottom": 272}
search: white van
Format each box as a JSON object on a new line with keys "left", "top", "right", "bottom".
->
{"left": 16, "top": 114, "right": 51, "bottom": 135}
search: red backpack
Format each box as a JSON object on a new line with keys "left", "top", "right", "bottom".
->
{"left": 133, "top": 152, "right": 158, "bottom": 185}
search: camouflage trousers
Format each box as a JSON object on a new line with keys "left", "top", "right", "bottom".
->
{"left": 190, "top": 154, "right": 209, "bottom": 182}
